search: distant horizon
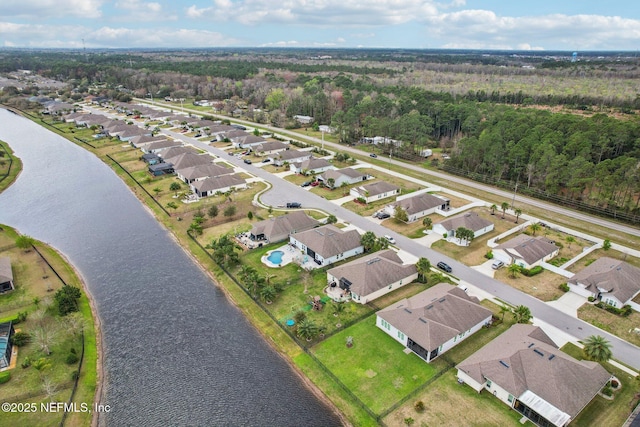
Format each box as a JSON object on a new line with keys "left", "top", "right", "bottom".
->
{"left": 1, "top": 1, "right": 639, "bottom": 51}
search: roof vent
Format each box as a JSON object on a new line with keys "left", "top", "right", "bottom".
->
{"left": 404, "top": 308, "right": 412, "bottom": 314}
{"left": 533, "top": 349, "right": 544, "bottom": 357}
{"left": 528, "top": 343, "right": 534, "bottom": 348}
{"left": 426, "top": 305, "right": 433, "bottom": 310}
{"left": 438, "top": 298, "right": 446, "bottom": 303}
{"left": 419, "top": 318, "right": 427, "bottom": 324}
{"left": 549, "top": 354, "right": 555, "bottom": 360}
{"left": 499, "top": 360, "right": 510, "bottom": 368}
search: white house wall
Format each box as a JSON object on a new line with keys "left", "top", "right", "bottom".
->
{"left": 376, "top": 315, "right": 408, "bottom": 346}
{"left": 351, "top": 272, "right": 419, "bottom": 304}
{"left": 440, "top": 316, "right": 492, "bottom": 356}
{"left": 484, "top": 378, "right": 516, "bottom": 407}
{"left": 568, "top": 283, "right": 595, "bottom": 299}
{"left": 456, "top": 370, "right": 484, "bottom": 393}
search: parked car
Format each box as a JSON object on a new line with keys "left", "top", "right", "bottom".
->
{"left": 369, "top": 153, "right": 378, "bottom": 158}
{"left": 228, "top": 151, "right": 234, "bottom": 156}
{"left": 261, "top": 158, "right": 271, "bottom": 163}
{"left": 491, "top": 260, "right": 504, "bottom": 270}
{"left": 310, "top": 181, "right": 319, "bottom": 187}
{"left": 437, "top": 261, "right": 453, "bottom": 273}
{"left": 301, "top": 181, "right": 312, "bottom": 187}
{"left": 286, "top": 202, "right": 301, "bottom": 208}
{"left": 375, "top": 212, "right": 390, "bottom": 219}
{"left": 244, "top": 159, "right": 252, "bottom": 164}
{"left": 384, "top": 235, "right": 396, "bottom": 244}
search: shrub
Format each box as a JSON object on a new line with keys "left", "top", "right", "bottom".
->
{"left": 15, "top": 311, "right": 28, "bottom": 324}
{"left": 484, "top": 250, "right": 493, "bottom": 259}
{"left": 293, "top": 310, "right": 307, "bottom": 324}
{"left": 602, "top": 385, "right": 613, "bottom": 397}
{"left": 54, "top": 285, "right": 82, "bottom": 316}
{"left": 588, "top": 296, "right": 595, "bottom": 302}
{"left": 71, "top": 370, "right": 80, "bottom": 381}
{"left": 0, "top": 372, "right": 10, "bottom": 384}
{"left": 610, "top": 379, "right": 619, "bottom": 388}
{"left": 414, "top": 401, "right": 425, "bottom": 412}
{"left": 21, "top": 357, "right": 31, "bottom": 369}
{"left": 520, "top": 266, "right": 543, "bottom": 277}
{"left": 11, "top": 331, "right": 31, "bottom": 346}
{"left": 65, "top": 352, "right": 80, "bottom": 365}
{"left": 559, "top": 283, "right": 570, "bottom": 292}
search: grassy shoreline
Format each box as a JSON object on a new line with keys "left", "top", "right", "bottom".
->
{"left": 0, "top": 137, "right": 100, "bottom": 427}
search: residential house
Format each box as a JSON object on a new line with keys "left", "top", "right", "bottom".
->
{"left": 493, "top": 235, "right": 559, "bottom": 269}
{"left": 115, "top": 127, "right": 149, "bottom": 142}
{"left": 377, "top": 283, "right": 492, "bottom": 362}
{"left": 456, "top": 324, "right": 611, "bottom": 427}
{"left": 207, "top": 125, "right": 237, "bottom": 140}
{"left": 0, "top": 257, "right": 14, "bottom": 293}
{"left": 141, "top": 153, "right": 161, "bottom": 165}
{"left": 0, "top": 322, "right": 15, "bottom": 369}
{"left": 273, "top": 149, "right": 313, "bottom": 167}
{"left": 218, "top": 129, "right": 249, "bottom": 142}
{"left": 386, "top": 192, "right": 450, "bottom": 222}
{"left": 156, "top": 146, "right": 198, "bottom": 161}
{"left": 318, "top": 168, "right": 369, "bottom": 188}
{"left": 567, "top": 257, "right": 640, "bottom": 310}
{"left": 130, "top": 135, "right": 167, "bottom": 149}
{"left": 233, "top": 135, "right": 267, "bottom": 149}
{"left": 176, "top": 163, "right": 233, "bottom": 184}
{"left": 327, "top": 250, "right": 418, "bottom": 304}
{"left": 252, "top": 141, "right": 289, "bottom": 156}
{"left": 143, "top": 139, "right": 183, "bottom": 154}
{"left": 350, "top": 181, "right": 400, "bottom": 204}
{"left": 293, "top": 115, "right": 314, "bottom": 125}
{"left": 290, "top": 158, "right": 334, "bottom": 175}
{"left": 161, "top": 152, "right": 213, "bottom": 170}
{"left": 249, "top": 211, "right": 320, "bottom": 243}
{"left": 432, "top": 212, "right": 494, "bottom": 245}
{"left": 191, "top": 174, "right": 247, "bottom": 198}
{"left": 289, "top": 225, "right": 363, "bottom": 267}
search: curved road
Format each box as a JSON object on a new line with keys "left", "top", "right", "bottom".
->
{"left": 111, "top": 102, "right": 640, "bottom": 369}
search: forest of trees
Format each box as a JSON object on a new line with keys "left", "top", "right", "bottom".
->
{"left": 1, "top": 49, "right": 639, "bottom": 219}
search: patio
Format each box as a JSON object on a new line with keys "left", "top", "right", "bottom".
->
{"left": 325, "top": 284, "right": 351, "bottom": 302}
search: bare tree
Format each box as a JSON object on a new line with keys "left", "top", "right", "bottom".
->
{"left": 33, "top": 326, "right": 57, "bottom": 356}
{"left": 41, "top": 376, "right": 59, "bottom": 402}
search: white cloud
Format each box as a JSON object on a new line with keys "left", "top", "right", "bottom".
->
{"left": 0, "top": 22, "right": 88, "bottom": 48}
{"left": 424, "top": 11, "right": 640, "bottom": 50}
{"left": 189, "top": 0, "right": 439, "bottom": 26}
{"left": 114, "top": 0, "right": 173, "bottom": 22}
{"left": 88, "top": 27, "right": 238, "bottom": 48}
{"left": 0, "top": 0, "right": 103, "bottom": 19}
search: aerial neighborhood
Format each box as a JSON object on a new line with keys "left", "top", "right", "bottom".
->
{"left": 3, "top": 50, "right": 640, "bottom": 426}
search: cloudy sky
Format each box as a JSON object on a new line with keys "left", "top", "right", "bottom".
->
{"left": 1, "top": 0, "right": 639, "bottom": 50}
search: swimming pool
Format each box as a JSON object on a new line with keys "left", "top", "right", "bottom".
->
{"left": 266, "top": 250, "right": 284, "bottom": 265}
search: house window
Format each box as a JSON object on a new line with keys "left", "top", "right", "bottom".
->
{"left": 397, "top": 331, "right": 405, "bottom": 340}
{"left": 486, "top": 380, "right": 492, "bottom": 388}
{"left": 388, "top": 284, "right": 393, "bottom": 289}
{"left": 508, "top": 394, "right": 514, "bottom": 403}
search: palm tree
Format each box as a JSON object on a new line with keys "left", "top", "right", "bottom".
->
{"left": 499, "top": 304, "right": 511, "bottom": 321}
{"left": 513, "top": 305, "right": 532, "bottom": 324}
{"left": 327, "top": 177, "right": 335, "bottom": 189}
{"left": 530, "top": 222, "right": 541, "bottom": 236}
{"left": 490, "top": 204, "right": 497, "bottom": 215}
{"left": 514, "top": 208, "right": 522, "bottom": 223}
{"left": 501, "top": 202, "right": 509, "bottom": 219}
{"left": 297, "top": 319, "right": 319, "bottom": 341}
{"left": 259, "top": 285, "right": 277, "bottom": 303}
{"left": 508, "top": 263, "right": 520, "bottom": 279}
{"left": 422, "top": 217, "right": 432, "bottom": 228}
{"left": 416, "top": 257, "right": 431, "bottom": 283}
{"left": 582, "top": 335, "right": 613, "bottom": 362}
{"left": 361, "top": 231, "right": 377, "bottom": 252}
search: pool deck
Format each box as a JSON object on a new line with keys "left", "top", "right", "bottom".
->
{"left": 262, "top": 244, "right": 296, "bottom": 268}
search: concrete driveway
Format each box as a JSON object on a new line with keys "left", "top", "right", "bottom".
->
{"left": 472, "top": 259, "right": 496, "bottom": 278}
{"left": 546, "top": 292, "right": 587, "bottom": 317}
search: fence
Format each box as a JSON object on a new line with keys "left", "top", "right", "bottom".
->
{"left": 0, "top": 141, "right": 14, "bottom": 185}
{"left": 441, "top": 164, "right": 640, "bottom": 225}
{"left": 106, "top": 154, "right": 170, "bottom": 217}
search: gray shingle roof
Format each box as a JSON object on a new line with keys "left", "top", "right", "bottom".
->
{"left": 0, "top": 257, "right": 12, "bottom": 284}
{"left": 292, "top": 225, "right": 362, "bottom": 258}
{"left": 378, "top": 283, "right": 492, "bottom": 351}
{"left": 192, "top": 174, "right": 245, "bottom": 193}
{"left": 353, "top": 181, "right": 399, "bottom": 198}
{"left": 395, "top": 193, "right": 449, "bottom": 216}
{"left": 277, "top": 149, "right": 312, "bottom": 161}
{"left": 250, "top": 211, "right": 320, "bottom": 242}
{"left": 163, "top": 152, "right": 213, "bottom": 170}
{"left": 436, "top": 212, "right": 493, "bottom": 233}
{"left": 253, "top": 141, "right": 288, "bottom": 152}
{"left": 569, "top": 257, "right": 640, "bottom": 303}
{"left": 457, "top": 324, "right": 610, "bottom": 422}
{"left": 177, "top": 163, "right": 233, "bottom": 181}
{"left": 298, "top": 158, "right": 331, "bottom": 170}
{"left": 321, "top": 168, "right": 365, "bottom": 181}
{"left": 495, "top": 235, "right": 558, "bottom": 265}
{"left": 327, "top": 250, "right": 416, "bottom": 298}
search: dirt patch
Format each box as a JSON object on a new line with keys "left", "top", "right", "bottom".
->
{"left": 365, "top": 369, "right": 377, "bottom": 378}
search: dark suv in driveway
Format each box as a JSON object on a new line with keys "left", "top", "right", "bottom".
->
{"left": 437, "top": 261, "right": 452, "bottom": 273}
{"left": 286, "top": 202, "right": 301, "bottom": 208}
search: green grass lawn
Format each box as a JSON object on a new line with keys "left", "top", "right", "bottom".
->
{"left": 312, "top": 315, "right": 440, "bottom": 414}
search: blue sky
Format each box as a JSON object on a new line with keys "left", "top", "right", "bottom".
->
{"left": 1, "top": 0, "right": 639, "bottom": 50}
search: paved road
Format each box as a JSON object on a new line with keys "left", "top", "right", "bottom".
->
{"left": 141, "top": 98, "right": 640, "bottom": 238}
{"left": 97, "top": 103, "right": 640, "bottom": 370}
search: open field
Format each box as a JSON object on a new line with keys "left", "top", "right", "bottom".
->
{"left": 577, "top": 304, "right": 640, "bottom": 348}
{"left": 494, "top": 268, "right": 566, "bottom": 302}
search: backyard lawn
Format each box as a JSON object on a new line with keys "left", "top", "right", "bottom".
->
{"left": 312, "top": 315, "right": 440, "bottom": 415}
